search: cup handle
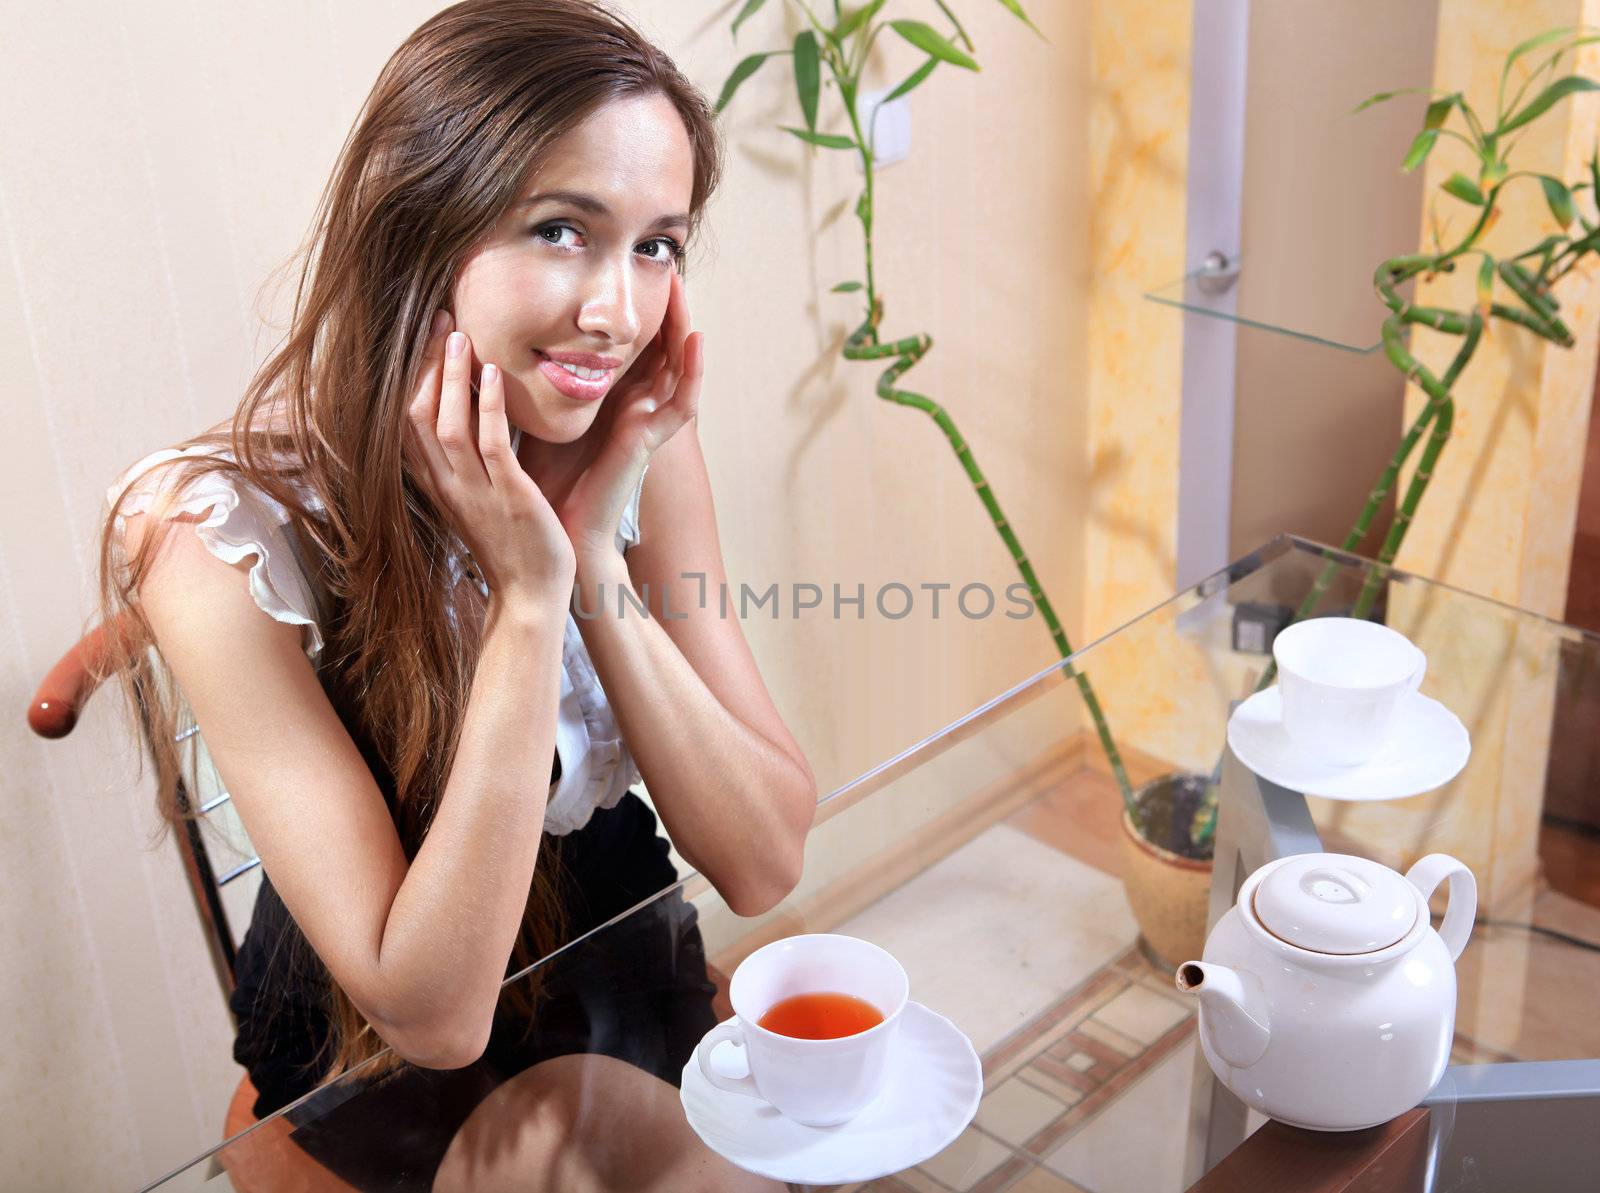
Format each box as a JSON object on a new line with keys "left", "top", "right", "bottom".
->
{"left": 1405, "top": 853, "right": 1477, "bottom": 961}
{"left": 696, "top": 1019, "right": 763, "bottom": 1100}
{"left": 1406, "top": 648, "right": 1428, "bottom": 697}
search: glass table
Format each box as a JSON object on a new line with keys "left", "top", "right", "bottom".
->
{"left": 144, "top": 536, "right": 1600, "bottom": 1192}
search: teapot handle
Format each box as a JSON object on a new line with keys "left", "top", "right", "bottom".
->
{"left": 1405, "top": 854, "right": 1477, "bottom": 961}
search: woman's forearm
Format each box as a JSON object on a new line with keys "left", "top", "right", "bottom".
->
{"left": 371, "top": 596, "right": 566, "bottom": 1062}
{"left": 572, "top": 552, "right": 813, "bottom": 917}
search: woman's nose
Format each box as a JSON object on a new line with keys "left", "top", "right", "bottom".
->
{"left": 576, "top": 256, "right": 641, "bottom": 345}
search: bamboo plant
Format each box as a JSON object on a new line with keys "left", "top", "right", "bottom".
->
{"left": 716, "top": 0, "right": 1144, "bottom": 817}
{"left": 1190, "top": 26, "right": 1600, "bottom": 848}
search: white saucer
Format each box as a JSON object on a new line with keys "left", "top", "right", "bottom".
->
{"left": 679, "top": 1001, "right": 982, "bottom": 1185}
{"left": 1226, "top": 686, "right": 1471, "bottom": 800}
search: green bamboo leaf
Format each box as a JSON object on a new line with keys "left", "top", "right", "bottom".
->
{"left": 888, "top": 19, "right": 980, "bottom": 71}
{"left": 716, "top": 52, "right": 774, "bottom": 113}
{"left": 782, "top": 126, "right": 857, "bottom": 149}
{"left": 1480, "top": 158, "right": 1508, "bottom": 188}
{"left": 1476, "top": 255, "right": 1495, "bottom": 312}
{"left": 731, "top": 0, "right": 769, "bottom": 40}
{"left": 1355, "top": 89, "right": 1405, "bottom": 112}
{"left": 794, "top": 31, "right": 820, "bottom": 131}
{"left": 1499, "top": 76, "right": 1600, "bottom": 135}
{"left": 1462, "top": 97, "right": 1490, "bottom": 142}
{"left": 1502, "top": 26, "right": 1578, "bottom": 92}
{"left": 831, "top": 280, "right": 864, "bottom": 292}
{"left": 993, "top": 0, "right": 1043, "bottom": 36}
{"left": 1401, "top": 128, "right": 1440, "bottom": 172}
{"left": 931, "top": 0, "right": 974, "bottom": 52}
{"left": 1424, "top": 94, "right": 1456, "bottom": 130}
{"left": 1541, "top": 174, "right": 1577, "bottom": 226}
{"left": 1352, "top": 86, "right": 1442, "bottom": 114}
{"left": 1442, "top": 171, "right": 1485, "bottom": 205}
{"left": 1519, "top": 233, "right": 1567, "bottom": 260}
{"left": 884, "top": 56, "right": 939, "bottom": 104}
{"left": 833, "top": 0, "right": 886, "bottom": 41}
{"left": 854, "top": 191, "right": 869, "bottom": 224}
{"left": 1554, "top": 34, "right": 1600, "bottom": 59}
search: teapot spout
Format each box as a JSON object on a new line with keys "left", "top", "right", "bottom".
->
{"left": 1176, "top": 961, "right": 1271, "bottom": 1068}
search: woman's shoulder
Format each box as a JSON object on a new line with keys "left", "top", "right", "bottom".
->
{"left": 107, "top": 436, "right": 327, "bottom": 658}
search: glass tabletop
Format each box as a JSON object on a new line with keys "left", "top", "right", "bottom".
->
{"left": 145, "top": 536, "right": 1600, "bottom": 1192}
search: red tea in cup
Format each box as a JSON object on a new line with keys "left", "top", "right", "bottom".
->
{"left": 757, "top": 991, "right": 885, "bottom": 1040}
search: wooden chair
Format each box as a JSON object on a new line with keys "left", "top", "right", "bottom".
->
{"left": 30, "top": 616, "right": 352, "bottom": 1191}
{"left": 31, "top": 617, "right": 735, "bottom": 1189}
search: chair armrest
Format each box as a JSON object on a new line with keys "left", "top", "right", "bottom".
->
{"left": 28, "top": 616, "right": 131, "bottom": 738}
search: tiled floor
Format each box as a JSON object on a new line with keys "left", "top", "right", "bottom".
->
{"left": 829, "top": 948, "right": 1198, "bottom": 1193}
{"left": 813, "top": 761, "right": 1600, "bottom": 1193}
{"left": 831, "top": 824, "right": 1138, "bottom": 1056}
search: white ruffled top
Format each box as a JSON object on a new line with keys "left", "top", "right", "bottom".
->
{"left": 105, "top": 434, "right": 648, "bottom": 837}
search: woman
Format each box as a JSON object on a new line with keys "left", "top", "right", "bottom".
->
{"left": 99, "top": 2, "right": 814, "bottom": 1187}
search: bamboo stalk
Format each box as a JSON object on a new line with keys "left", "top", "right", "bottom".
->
{"left": 832, "top": 67, "right": 1138, "bottom": 813}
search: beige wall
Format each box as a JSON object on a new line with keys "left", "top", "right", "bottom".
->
{"left": 1230, "top": 0, "right": 1439, "bottom": 558}
{"left": 0, "top": 1, "right": 1089, "bottom": 1185}
{"left": 1082, "top": 0, "right": 1193, "bottom": 642}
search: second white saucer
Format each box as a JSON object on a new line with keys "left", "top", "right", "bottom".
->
{"left": 1227, "top": 685, "right": 1471, "bottom": 800}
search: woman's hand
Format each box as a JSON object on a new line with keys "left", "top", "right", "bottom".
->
{"left": 553, "top": 268, "right": 704, "bottom": 562}
{"left": 408, "top": 312, "right": 576, "bottom": 610}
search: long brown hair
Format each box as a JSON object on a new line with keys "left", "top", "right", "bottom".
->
{"left": 96, "top": 0, "right": 722, "bottom": 1089}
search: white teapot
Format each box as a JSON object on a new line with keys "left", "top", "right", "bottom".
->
{"left": 1176, "top": 851, "right": 1475, "bottom": 1131}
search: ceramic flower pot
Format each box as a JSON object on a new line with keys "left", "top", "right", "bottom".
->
{"left": 1119, "top": 773, "right": 1214, "bottom": 971}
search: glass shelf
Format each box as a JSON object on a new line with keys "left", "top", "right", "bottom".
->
{"left": 1144, "top": 255, "right": 1395, "bottom": 355}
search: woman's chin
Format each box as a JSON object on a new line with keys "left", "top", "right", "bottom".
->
{"left": 509, "top": 404, "right": 595, "bottom": 447}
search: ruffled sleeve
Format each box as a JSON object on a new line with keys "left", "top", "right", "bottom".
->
{"left": 542, "top": 617, "right": 641, "bottom": 836}
{"left": 544, "top": 463, "right": 651, "bottom": 836}
{"left": 616, "top": 461, "right": 648, "bottom": 555}
{"left": 106, "top": 447, "right": 325, "bottom": 658}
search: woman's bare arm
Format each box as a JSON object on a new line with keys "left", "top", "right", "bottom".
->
{"left": 573, "top": 423, "right": 814, "bottom": 916}
{"left": 138, "top": 519, "right": 568, "bottom": 1069}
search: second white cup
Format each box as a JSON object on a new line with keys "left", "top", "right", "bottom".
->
{"left": 694, "top": 933, "right": 908, "bottom": 1126}
{"left": 1272, "top": 616, "right": 1426, "bottom": 766}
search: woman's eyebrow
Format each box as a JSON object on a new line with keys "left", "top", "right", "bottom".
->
{"left": 517, "top": 189, "right": 689, "bottom": 232}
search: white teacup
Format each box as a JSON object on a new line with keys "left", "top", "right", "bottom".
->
{"left": 1272, "top": 617, "right": 1426, "bottom": 767}
{"left": 694, "top": 933, "right": 908, "bottom": 1126}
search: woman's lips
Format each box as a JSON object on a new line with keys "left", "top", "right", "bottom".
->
{"left": 535, "top": 350, "right": 615, "bottom": 401}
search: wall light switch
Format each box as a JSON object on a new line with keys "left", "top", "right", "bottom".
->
{"left": 856, "top": 87, "right": 911, "bottom": 171}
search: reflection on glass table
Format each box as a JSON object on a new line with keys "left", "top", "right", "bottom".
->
{"left": 145, "top": 536, "right": 1600, "bottom": 1192}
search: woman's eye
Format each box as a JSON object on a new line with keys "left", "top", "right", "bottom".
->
{"left": 534, "top": 222, "right": 581, "bottom": 248}
{"left": 639, "top": 237, "right": 685, "bottom": 265}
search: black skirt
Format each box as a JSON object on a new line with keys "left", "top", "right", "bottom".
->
{"left": 227, "top": 792, "right": 718, "bottom": 1191}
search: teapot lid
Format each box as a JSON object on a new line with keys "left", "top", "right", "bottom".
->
{"left": 1252, "top": 853, "right": 1417, "bottom": 954}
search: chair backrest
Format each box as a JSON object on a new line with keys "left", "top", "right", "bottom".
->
{"left": 29, "top": 614, "right": 260, "bottom": 1011}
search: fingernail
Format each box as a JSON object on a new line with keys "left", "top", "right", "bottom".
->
{"left": 431, "top": 309, "right": 451, "bottom": 337}
{"left": 482, "top": 363, "right": 498, "bottom": 385}
{"left": 447, "top": 331, "right": 465, "bottom": 359}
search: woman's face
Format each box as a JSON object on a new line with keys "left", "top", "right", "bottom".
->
{"left": 449, "top": 91, "right": 695, "bottom": 443}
